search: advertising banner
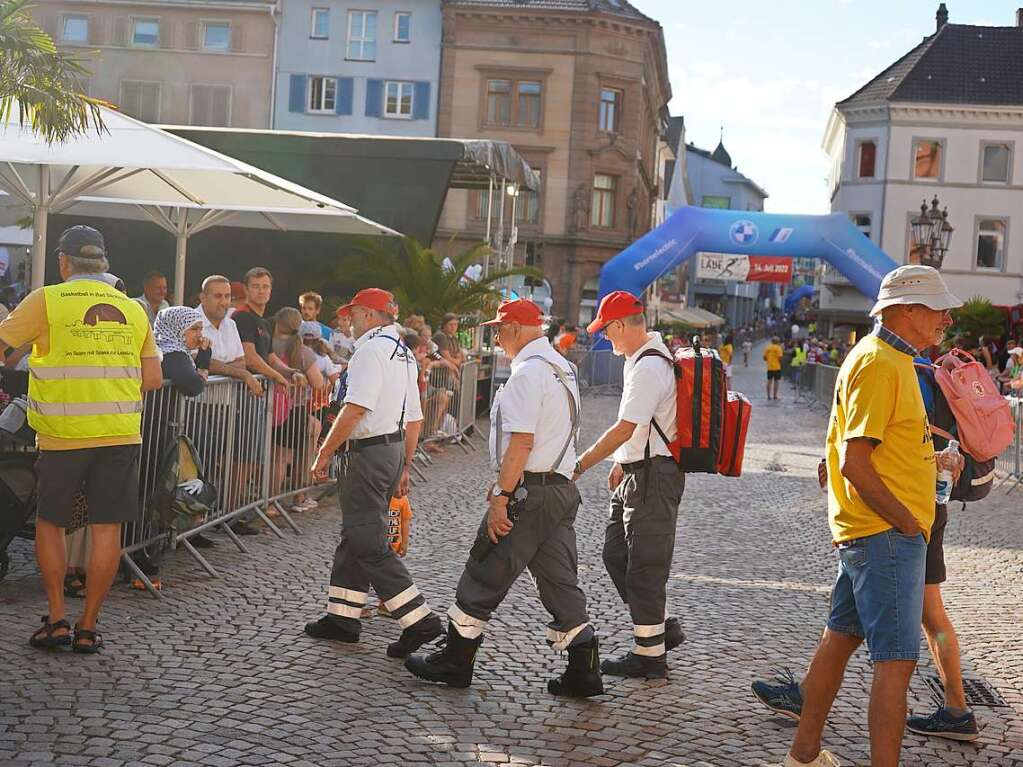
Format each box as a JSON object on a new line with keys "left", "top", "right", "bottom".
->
{"left": 696, "top": 252, "right": 793, "bottom": 283}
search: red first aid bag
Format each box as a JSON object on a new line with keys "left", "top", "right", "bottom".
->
{"left": 716, "top": 392, "right": 751, "bottom": 476}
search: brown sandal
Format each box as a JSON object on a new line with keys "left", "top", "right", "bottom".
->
{"left": 29, "top": 615, "right": 72, "bottom": 649}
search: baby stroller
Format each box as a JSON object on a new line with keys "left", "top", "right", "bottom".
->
{"left": 0, "top": 369, "right": 36, "bottom": 582}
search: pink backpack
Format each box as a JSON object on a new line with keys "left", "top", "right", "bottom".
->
{"left": 933, "top": 349, "right": 1015, "bottom": 461}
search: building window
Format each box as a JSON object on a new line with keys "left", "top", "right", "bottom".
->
{"left": 913, "top": 139, "right": 942, "bottom": 179}
{"left": 524, "top": 241, "right": 544, "bottom": 286}
{"left": 474, "top": 188, "right": 492, "bottom": 221}
{"left": 976, "top": 219, "right": 1007, "bottom": 270}
{"left": 486, "top": 79, "right": 511, "bottom": 125}
{"left": 701, "top": 195, "right": 730, "bottom": 209}
{"left": 591, "top": 174, "right": 616, "bottom": 228}
{"left": 981, "top": 143, "right": 1011, "bottom": 183}
{"left": 384, "top": 81, "right": 413, "bottom": 118}
{"left": 202, "top": 21, "right": 231, "bottom": 51}
{"left": 311, "top": 8, "right": 329, "bottom": 39}
{"left": 347, "top": 10, "right": 377, "bottom": 61}
{"left": 189, "top": 85, "right": 231, "bottom": 127}
{"left": 857, "top": 140, "right": 876, "bottom": 178}
{"left": 599, "top": 88, "right": 621, "bottom": 133}
{"left": 62, "top": 15, "right": 89, "bottom": 43}
{"left": 517, "top": 81, "right": 541, "bottom": 128}
{"left": 308, "top": 76, "right": 337, "bottom": 112}
{"left": 393, "top": 12, "right": 411, "bottom": 43}
{"left": 131, "top": 18, "right": 160, "bottom": 47}
{"left": 484, "top": 78, "right": 542, "bottom": 129}
{"left": 517, "top": 170, "right": 542, "bottom": 225}
{"left": 119, "top": 80, "right": 160, "bottom": 122}
{"left": 850, "top": 213, "right": 872, "bottom": 240}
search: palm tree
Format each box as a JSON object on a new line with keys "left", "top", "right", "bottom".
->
{"left": 324, "top": 236, "right": 542, "bottom": 326}
{"left": 0, "top": 0, "right": 106, "bottom": 142}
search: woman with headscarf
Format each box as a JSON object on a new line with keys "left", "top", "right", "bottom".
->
{"left": 154, "top": 306, "right": 211, "bottom": 397}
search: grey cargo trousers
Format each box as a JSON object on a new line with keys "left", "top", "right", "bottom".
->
{"left": 449, "top": 479, "right": 592, "bottom": 650}
{"left": 326, "top": 440, "right": 433, "bottom": 630}
{"left": 602, "top": 456, "right": 685, "bottom": 656}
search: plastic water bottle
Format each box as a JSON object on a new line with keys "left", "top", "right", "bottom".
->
{"left": 935, "top": 439, "right": 960, "bottom": 505}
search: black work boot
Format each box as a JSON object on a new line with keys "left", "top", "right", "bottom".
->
{"left": 601, "top": 651, "right": 667, "bottom": 679}
{"left": 548, "top": 636, "right": 604, "bottom": 698}
{"left": 304, "top": 615, "right": 359, "bottom": 643}
{"left": 665, "top": 618, "right": 686, "bottom": 652}
{"left": 404, "top": 622, "right": 482, "bottom": 688}
{"left": 386, "top": 613, "right": 444, "bottom": 658}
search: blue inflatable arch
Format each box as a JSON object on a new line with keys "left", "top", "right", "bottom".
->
{"left": 597, "top": 206, "right": 898, "bottom": 309}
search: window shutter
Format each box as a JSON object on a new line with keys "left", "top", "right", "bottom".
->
{"left": 289, "top": 74, "right": 306, "bottom": 113}
{"left": 113, "top": 18, "right": 128, "bottom": 45}
{"left": 159, "top": 19, "right": 172, "bottom": 48}
{"left": 88, "top": 17, "right": 106, "bottom": 45}
{"left": 230, "top": 23, "right": 244, "bottom": 52}
{"left": 181, "top": 21, "right": 198, "bottom": 50}
{"left": 365, "top": 79, "right": 383, "bottom": 117}
{"left": 413, "top": 82, "right": 430, "bottom": 120}
{"left": 336, "top": 78, "right": 354, "bottom": 116}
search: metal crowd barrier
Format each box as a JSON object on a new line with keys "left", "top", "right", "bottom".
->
{"left": 417, "top": 359, "right": 483, "bottom": 464}
{"left": 792, "top": 363, "right": 839, "bottom": 413}
{"left": 995, "top": 396, "right": 1023, "bottom": 494}
{"left": 574, "top": 349, "right": 625, "bottom": 395}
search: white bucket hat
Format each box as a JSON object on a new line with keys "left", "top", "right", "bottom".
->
{"left": 869, "top": 265, "right": 962, "bottom": 318}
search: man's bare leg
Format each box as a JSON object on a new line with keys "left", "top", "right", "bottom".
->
{"left": 34, "top": 519, "right": 69, "bottom": 635}
{"left": 78, "top": 523, "right": 122, "bottom": 640}
{"left": 868, "top": 659, "right": 916, "bottom": 767}
{"left": 922, "top": 584, "right": 967, "bottom": 710}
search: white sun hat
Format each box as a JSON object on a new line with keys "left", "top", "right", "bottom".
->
{"left": 868, "top": 265, "right": 963, "bottom": 318}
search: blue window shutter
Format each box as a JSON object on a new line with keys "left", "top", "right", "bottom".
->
{"left": 365, "top": 79, "right": 383, "bottom": 117}
{"left": 413, "top": 81, "right": 430, "bottom": 120}
{"left": 289, "top": 74, "right": 306, "bottom": 113}
{"left": 336, "top": 77, "right": 353, "bottom": 115}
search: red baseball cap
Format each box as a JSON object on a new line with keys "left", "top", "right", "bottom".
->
{"left": 480, "top": 298, "right": 544, "bottom": 327}
{"left": 337, "top": 288, "right": 398, "bottom": 316}
{"left": 586, "top": 291, "right": 644, "bottom": 334}
{"left": 335, "top": 305, "right": 351, "bottom": 318}
{"left": 230, "top": 281, "right": 246, "bottom": 300}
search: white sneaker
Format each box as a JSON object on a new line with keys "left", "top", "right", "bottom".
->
{"left": 783, "top": 751, "right": 841, "bottom": 767}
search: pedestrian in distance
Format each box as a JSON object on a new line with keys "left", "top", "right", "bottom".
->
{"left": 779, "top": 265, "right": 962, "bottom": 767}
{"left": 573, "top": 291, "right": 686, "bottom": 679}
{"left": 404, "top": 298, "right": 603, "bottom": 698}
{"left": 306, "top": 288, "right": 444, "bottom": 658}
{"left": 0, "top": 226, "right": 163, "bottom": 653}
{"left": 763, "top": 336, "right": 784, "bottom": 400}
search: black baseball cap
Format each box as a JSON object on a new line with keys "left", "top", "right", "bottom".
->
{"left": 56, "top": 225, "right": 106, "bottom": 259}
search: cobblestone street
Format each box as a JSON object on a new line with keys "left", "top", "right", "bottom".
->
{"left": 1, "top": 352, "right": 1021, "bottom": 767}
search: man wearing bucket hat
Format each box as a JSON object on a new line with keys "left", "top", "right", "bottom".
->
{"left": 573, "top": 290, "right": 686, "bottom": 680}
{"left": 781, "top": 265, "right": 961, "bottom": 767}
{"left": 305, "top": 288, "right": 444, "bottom": 658}
{"left": 404, "top": 298, "right": 603, "bottom": 698}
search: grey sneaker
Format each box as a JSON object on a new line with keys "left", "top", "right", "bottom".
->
{"left": 751, "top": 669, "right": 803, "bottom": 721}
{"left": 906, "top": 707, "right": 980, "bottom": 742}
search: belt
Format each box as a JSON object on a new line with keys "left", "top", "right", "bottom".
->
{"left": 521, "top": 471, "right": 571, "bottom": 486}
{"left": 621, "top": 455, "right": 675, "bottom": 473}
{"left": 350, "top": 430, "right": 403, "bottom": 451}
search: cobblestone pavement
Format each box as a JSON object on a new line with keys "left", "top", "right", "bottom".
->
{"left": 1, "top": 348, "right": 1021, "bottom": 767}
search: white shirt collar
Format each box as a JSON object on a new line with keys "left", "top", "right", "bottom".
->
{"left": 510, "top": 336, "right": 553, "bottom": 371}
{"left": 626, "top": 331, "right": 669, "bottom": 362}
{"left": 354, "top": 323, "right": 400, "bottom": 350}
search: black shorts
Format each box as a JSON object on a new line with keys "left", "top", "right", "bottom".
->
{"left": 925, "top": 503, "right": 948, "bottom": 585}
{"left": 36, "top": 445, "right": 141, "bottom": 527}
{"left": 767, "top": 370, "right": 782, "bottom": 381}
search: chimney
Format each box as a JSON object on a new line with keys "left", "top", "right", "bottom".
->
{"left": 936, "top": 2, "right": 949, "bottom": 30}
{"left": 1017, "top": 8, "right": 1023, "bottom": 27}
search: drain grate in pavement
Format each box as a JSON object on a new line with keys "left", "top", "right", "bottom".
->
{"left": 921, "top": 673, "right": 1007, "bottom": 707}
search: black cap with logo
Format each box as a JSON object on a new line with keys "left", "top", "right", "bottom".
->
{"left": 56, "top": 225, "right": 106, "bottom": 259}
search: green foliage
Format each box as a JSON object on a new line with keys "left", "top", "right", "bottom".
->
{"left": 1, "top": 0, "right": 107, "bottom": 143}
{"left": 949, "top": 296, "right": 1007, "bottom": 342}
{"left": 320, "top": 236, "right": 542, "bottom": 326}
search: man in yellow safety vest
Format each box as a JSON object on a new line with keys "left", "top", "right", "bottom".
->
{"left": 0, "top": 226, "right": 163, "bottom": 653}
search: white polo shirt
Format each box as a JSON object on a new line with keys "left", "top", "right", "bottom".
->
{"left": 489, "top": 336, "right": 580, "bottom": 479}
{"left": 199, "top": 306, "right": 245, "bottom": 364}
{"left": 345, "top": 324, "right": 424, "bottom": 439}
{"left": 614, "top": 332, "right": 678, "bottom": 464}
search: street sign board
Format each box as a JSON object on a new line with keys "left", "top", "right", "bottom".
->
{"left": 696, "top": 252, "right": 793, "bottom": 283}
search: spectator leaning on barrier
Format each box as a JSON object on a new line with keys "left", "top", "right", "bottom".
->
{"left": 433, "top": 313, "right": 465, "bottom": 370}
{"left": 298, "top": 291, "right": 332, "bottom": 341}
{"left": 573, "top": 291, "right": 686, "bottom": 680}
{"left": 197, "top": 276, "right": 263, "bottom": 398}
{"left": 0, "top": 225, "right": 163, "bottom": 653}
{"left": 403, "top": 330, "right": 451, "bottom": 451}
{"left": 132, "top": 270, "right": 170, "bottom": 326}
{"left": 155, "top": 307, "right": 211, "bottom": 398}
{"left": 779, "top": 265, "right": 961, "bottom": 767}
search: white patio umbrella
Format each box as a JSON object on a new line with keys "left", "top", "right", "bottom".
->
{"left": 0, "top": 104, "right": 398, "bottom": 302}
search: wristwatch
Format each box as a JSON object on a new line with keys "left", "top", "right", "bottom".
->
{"left": 574, "top": 459, "right": 583, "bottom": 476}
{"left": 491, "top": 483, "right": 515, "bottom": 499}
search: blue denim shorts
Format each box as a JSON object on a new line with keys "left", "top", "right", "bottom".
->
{"left": 827, "top": 529, "right": 927, "bottom": 662}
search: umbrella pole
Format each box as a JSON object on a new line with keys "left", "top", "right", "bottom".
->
{"left": 31, "top": 165, "right": 50, "bottom": 290}
{"left": 174, "top": 229, "right": 187, "bottom": 305}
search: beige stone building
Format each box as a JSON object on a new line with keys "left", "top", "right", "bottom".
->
{"left": 435, "top": 0, "right": 671, "bottom": 324}
{"left": 30, "top": 0, "right": 278, "bottom": 128}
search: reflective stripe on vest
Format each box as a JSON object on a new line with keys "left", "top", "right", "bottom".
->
{"left": 28, "top": 281, "right": 149, "bottom": 440}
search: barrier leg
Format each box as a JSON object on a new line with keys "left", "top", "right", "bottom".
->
{"left": 272, "top": 499, "right": 303, "bottom": 535}
{"left": 218, "top": 518, "right": 250, "bottom": 554}
{"left": 253, "top": 505, "right": 286, "bottom": 539}
{"left": 121, "top": 551, "right": 161, "bottom": 599}
{"left": 180, "top": 537, "right": 219, "bottom": 578}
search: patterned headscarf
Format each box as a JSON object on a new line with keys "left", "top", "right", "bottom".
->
{"left": 154, "top": 306, "right": 204, "bottom": 356}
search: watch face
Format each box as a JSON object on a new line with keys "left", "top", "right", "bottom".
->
{"left": 492, "top": 483, "right": 504, "bottom": 497}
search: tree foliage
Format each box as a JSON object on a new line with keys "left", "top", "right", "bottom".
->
{"left": 949, "top": 296, "right": 1007, "bottom": 343}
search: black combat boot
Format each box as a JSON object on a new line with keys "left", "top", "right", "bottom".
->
{"left": 387, "top": 613, "right": 444, "bottom": 658}
{"left": 548, "top": 636, "right": 604, "bottom": 698}
{"left": 601, "top": 650, "right": 667, "bottom": 679}
{"left": 404, "top": 622, "right": 482, "bottom": 689}
{"left": 665, "top": 617, "right": 686, "bottom": 652}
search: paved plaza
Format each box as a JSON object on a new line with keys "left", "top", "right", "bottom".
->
{"left": 1, "top": 352, "right": 1021, "bottom": 767}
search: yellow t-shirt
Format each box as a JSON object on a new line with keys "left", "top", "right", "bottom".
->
{"left": 720, "top": 344, "right": 733, "bottom": 365}
{"left": 763, "top": 343, "right": 783, "bottom": 371}
{"left": 0, "top": 286, "right": 159, "bottom": 451}
{"left": 826, "top": 335, "right": 936, "bottom": 543}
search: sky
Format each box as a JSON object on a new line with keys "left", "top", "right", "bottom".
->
{"left": 631, "top": 0, "right": 1017, "bottom": 214}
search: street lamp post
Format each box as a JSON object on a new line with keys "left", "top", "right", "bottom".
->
{"left": 910, "top": 195, "right": 954, "bottom": 269}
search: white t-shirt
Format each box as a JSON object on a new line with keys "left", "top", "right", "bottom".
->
{"left": 489, "top": 336, "right": 580, "bottom": 479}
{"left": 199, "top": 307, "right": 245, "bottom": 364}
{"left": 344, "top": 324, "right": 424, "bottom": 439}
{"left": 614, "top": 332, "right": 678, "bottom": 464}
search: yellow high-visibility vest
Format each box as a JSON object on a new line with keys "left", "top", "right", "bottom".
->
{"left": 28, "top": 280, "right": 150, "bottom": 439}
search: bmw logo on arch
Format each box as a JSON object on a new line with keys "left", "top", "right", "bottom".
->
{"left": 730, "top": 220, "right": 759, "bottom": 246}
